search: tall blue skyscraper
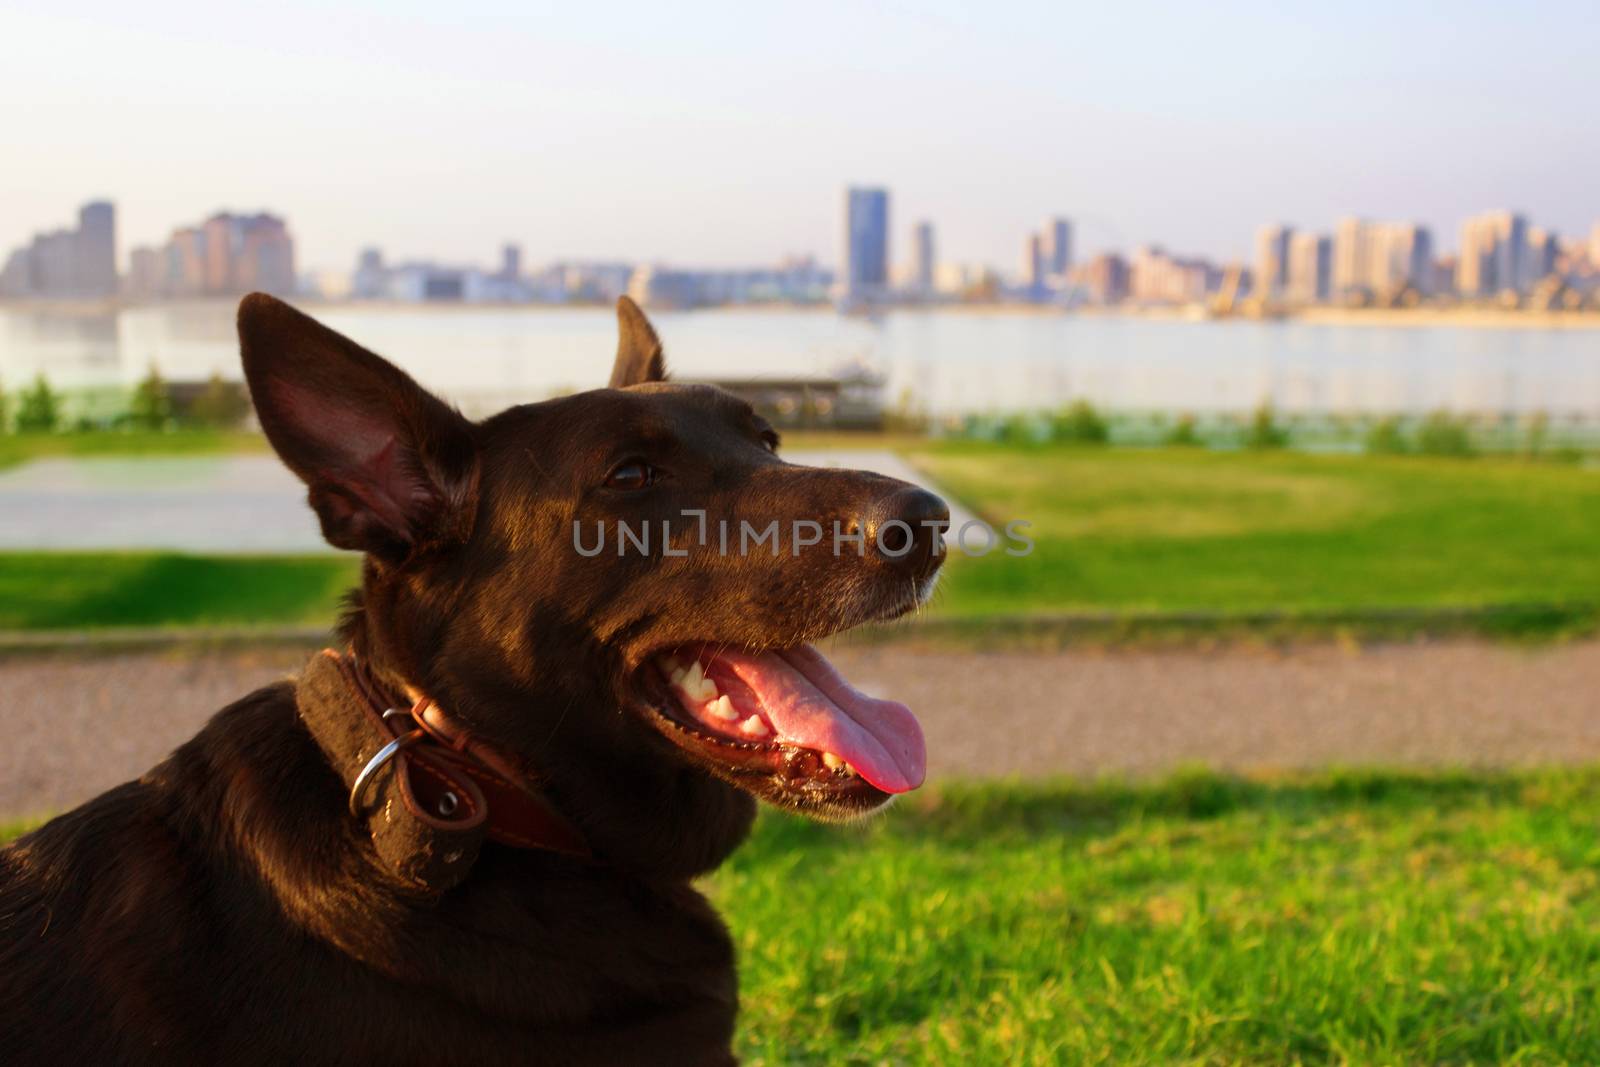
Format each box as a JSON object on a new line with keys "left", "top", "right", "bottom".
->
{"left": 842, "top": 186, "right": 889, "bottom": 303}
{"left": 1043, "top": 217, "right": 1073, "bottom": 276}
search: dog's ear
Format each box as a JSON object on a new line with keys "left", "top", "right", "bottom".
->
{"left": 609, "top": 295, "right": 667, "bottom": 387}
{"left": 238, "top": 293, "right": 479, "bottom": 563}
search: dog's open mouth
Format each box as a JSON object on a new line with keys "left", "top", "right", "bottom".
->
{"left": 634, "top": 643, "right": 926, "bottom": 812}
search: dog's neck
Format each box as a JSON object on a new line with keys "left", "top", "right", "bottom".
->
{"left": 335, "top": 582, "right": 757, "bottom": 882}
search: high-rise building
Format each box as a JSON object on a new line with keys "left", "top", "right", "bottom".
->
{"left": 169, "top": 227, "right": 208, "bottom": 297}
{"left": 1254, "top": 224, "right": 1293, "bottom": 297}
{"left": 1332, "top": 218, "right": 1433, "bottom": 299}
{"left": 1368, "top": 223, "right": 1433, "bottom": 297}
{"left": 1021, "top": 232, "right": 1045, "bottom": 295}
{"left": 75, "top": 200, "right": 117, "bottom": 297}
{"left": 501, "top": 244, "right": 522, "bottom": 280}
{"left": 911, "top": 221, "right": 935, "bottom": 296}
{"left": 1525, "top": 226, "right": 1556, "bottom": 286}
{"left": 197, "top": 212, "right": 294, "bottom": 295}
{"left": 0, "top": 200, "right": 118, "bottom": 299}
{"left": 33, "top": 231, "right": 77, "bottom": 294}
{"left": 1286, "top": 232, "right": 1332, "bottom": 303}
{"left": 1457, "top": 210, "right": 1531, "bottom": 297}
{"left": 236, "top": 214, "right": 296, "bottom": 295}
{"left": 1042, "top": 217, "right": 1073, "bottom": 276}
{"left": 1130, "top": 246, "right": 1223, "bottom": 304}
{"left": 124, "top": 246, "right": 162, "bottom": 300}
{"left": 841, "top": 186, "right": 889, "bottom": 303}
{"left": 1333, "top": 217, "right": 1371, "bottom": 299}
{"left": 1082, "top": 252, "right": 1129, "bottom": 305}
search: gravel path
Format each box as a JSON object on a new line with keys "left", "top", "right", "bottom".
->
{"left": 5, "top": 640, "right": 1600, "bottom": 820}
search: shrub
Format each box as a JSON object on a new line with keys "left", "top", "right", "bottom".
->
{"left": 1416, "top": 411, "right": 1475, "bottom": 457}
{"left": 15, "top": 375, "right": 61, "bottom": 433}
{"left": 189, "top": 372, "right": 251, "bottom": 429}
{"left": 1165, "top": 413, "right": 1202, "bottom": 447}
{"left": 1524, "top": 411, "right": 1549, "bottom": 458}
{"left": 1051, "top": 400, "right": 1109, "bottom": 445}
{"left": 1365, "top": 416, "right": 1409, "bottom": 455}
{"left": 129, "top": 365, "right": 173, "bottom": 431}
{"left": 1002, "top": 412, "right": 1051, "bottom": 446}
{"left": 1245, "top": 403, "right": 1288, "bottom": 449}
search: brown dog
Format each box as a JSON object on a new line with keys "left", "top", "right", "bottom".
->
{"left": 0, "top": 294, "right": 947, "bottom": 1065}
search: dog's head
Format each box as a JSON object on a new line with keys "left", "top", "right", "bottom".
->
{"left": 239, "top": 294, "right": 946, "bottom": 873}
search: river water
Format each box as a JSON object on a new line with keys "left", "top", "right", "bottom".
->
{"left": 2, "top": 303, "right": 1598, "bottom": 418}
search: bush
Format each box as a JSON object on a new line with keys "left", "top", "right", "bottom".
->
{"left": 1002, "top": 412, "right": 1051, "bottom": 446}
{"left": 1164, "top": 413, "right": 1202, "bottom": 447}
{"left": 15, "top": 375, "right": 61, "bottom": 433}
{"left": 1051, "top": 400, "right": 1109, "bottom": 445}
{"left": 189, "top": 372, "right": 251, "bottom": 429}
{"left": 129, "top": 365, "right": 173, "bottom": 431}
{"left": 1416, "top": 411, "right": 1475, "bottom": 457}
{"left": 1365, "top": 416, "right": 1409, "bottom": 455}
{"left": 1524, "top": 411, "right": 1549, "bottom": 458}
{"left": 1245, "top": 403, "right": 1287, "bottom": 449}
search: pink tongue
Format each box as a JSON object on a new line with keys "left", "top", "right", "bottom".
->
{"left": 713, "top": 645, "right": 926, "bottom": 793}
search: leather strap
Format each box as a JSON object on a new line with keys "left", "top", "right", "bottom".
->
{"left": 296, "top": 650, "right": 590, "bottom": 894}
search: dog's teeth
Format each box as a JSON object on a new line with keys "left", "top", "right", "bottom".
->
{"left": 821, "top": 752, "right": 844, "bottom": 770}
{"left": 708, "top": 694, "right": 739, "bottom": 721}
{"left": 669, "top": 666, "right": 687, "bottom": 686}
{"left": 739, "top": 717, "right": 770, "bottom": 738}
{"left": 660, "top": 655, "right": 682, "bottom": 675}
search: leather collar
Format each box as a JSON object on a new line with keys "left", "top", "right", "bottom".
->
{"left": 296, "top": 649, "right": 590, "bottom": 894}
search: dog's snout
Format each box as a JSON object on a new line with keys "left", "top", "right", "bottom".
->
{"left": 870, "top": 487, "right": 949, "bottom": 577}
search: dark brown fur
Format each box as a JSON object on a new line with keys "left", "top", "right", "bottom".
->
{"left": 0, "top": 294, "right": 946, "bottom": 1065}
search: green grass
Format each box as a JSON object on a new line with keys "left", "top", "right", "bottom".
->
{"left": 915, "top": 444, "right": 1600, "bottom": 623}
{"left": 3, "top": 444, "right": 1598, "bottom": 638}
{"left": 0, "top": 430, "right": 267, "bottom": 471}
{"left": 711, "top": 769, "right": 1600, "bottom": 1065}
{"left": 0, "top": 553, "right": 355, "bottom": 631}
{"left": 9, "top": 769, "right": 1599, "bottom": 1061}
{"left": 1, "top": 817, "right": 41, "bottom": 842}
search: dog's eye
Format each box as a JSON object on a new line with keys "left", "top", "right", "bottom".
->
{"left": 761, "top": 430, "right": 780, "bottom": 453}
{"left": 604, "top": 460, "right": 655, "bottom": 491}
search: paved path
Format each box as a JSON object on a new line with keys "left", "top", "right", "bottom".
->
{"left": 5, "top": 639, "right": 1599, "bottom": 820}
{"left": 0, "top": 451, "right": 972, "bottom": 552}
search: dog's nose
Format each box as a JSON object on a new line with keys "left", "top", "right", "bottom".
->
{"left": 871, "top": 487, "right": 950, "bottom": 578}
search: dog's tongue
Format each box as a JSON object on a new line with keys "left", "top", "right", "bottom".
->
{"left": 717, "top": 645, "right": 926, "bottom": 793}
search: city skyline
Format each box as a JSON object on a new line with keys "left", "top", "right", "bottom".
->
{"left": 6, "top": 192, "right": 1597, "bottom": 312}
{"left": 3, "top": 2, "right": 1598, "bottom": 273}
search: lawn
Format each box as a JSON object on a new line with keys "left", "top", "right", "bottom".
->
{"left": 913, "top": 444, "right": 1600, "bottom": 622}
{"left": 713, "top": 769, "right": 1600, "bottom": 1065}
{"left": 0, "top": 430, "right": 267, "bottom": 471}
{"left": 9, "top": 769, "right": 1600, "bottom": 1064}
{"left": 0, "top": 552, "right": 355, "bottom": 631}
{"left": 2, "top": 444, "right": 1598, "bottom": 637}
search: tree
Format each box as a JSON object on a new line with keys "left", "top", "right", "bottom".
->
{"left": 0, "top": 377, "right": 8, "bottom": 433}
{"left": 1416, "top": 411, "right": 1474, "bottom": 457}
{"left": 1245, "top": 403, "right": 1288, "bottom": 450}
{"left": 1165, "top": 413, "right": 1202, "bottom": 447}
{"left": 15, "top": 375, "right": 61, "bottom": 433}
{"left": 189, "top": 372, "right": 251, "bottom": 429}
{"left": 129, "top": 364, "right": 173, "bottom": 430}
{"left": 1524, "top": 411, "right": 1549, "bottom": 458}
{"left": 1052, "top": 400, "right": 1110, "bottom": 445}
{"left": 1365, "top": 416, "right": 1409, "bottom": 455}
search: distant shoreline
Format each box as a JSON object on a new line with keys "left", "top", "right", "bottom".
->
{"left": 4, "top": 297, "right": 1600, "bottom": 331}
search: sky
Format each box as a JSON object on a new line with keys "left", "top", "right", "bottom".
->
{"left": 2, "top": 1, "right": 1597, "bottom": 275}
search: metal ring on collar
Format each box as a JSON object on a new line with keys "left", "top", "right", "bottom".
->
{"left": 349, "top": 720, "right": 428, "bottom": 817}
